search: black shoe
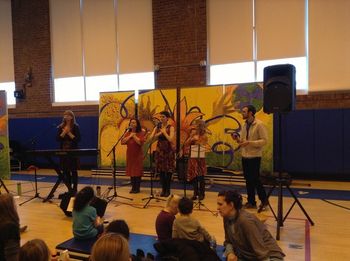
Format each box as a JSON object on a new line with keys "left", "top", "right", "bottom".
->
{"left": 258, "top": 201, "right": 269, "bottom": 211}
{"left": 146, "top": 252, "right": 155, "bottom": 260}
{"left": 243, "top": 202, "right": 257, "bottom": 209}
{"left": 192, "top": 195, "right": 198, "bottom": 200}
{"left": 136, "top": 249, "right": 145, "bottom": 258}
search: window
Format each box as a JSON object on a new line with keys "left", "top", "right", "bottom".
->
{"left": 50, "top": 0, "right": 154, "bottom": 104}
{"left": 0, "top": 0, "right": 15, "bottom": 106}
{"left": 208, "top": 0, "right": 307, "bottom": 91}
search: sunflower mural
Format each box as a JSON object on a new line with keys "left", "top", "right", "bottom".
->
{"left": 98, "top": 84, "right": 272, "bottom": 172}
{"left": 180, "top": 83, "right": 272, "bottom": 172}
{"left": 0, "top": 91, "right": 10, "bottom": 179}
{"left": 99, "top": 91, "right": 135, "bottom": 167}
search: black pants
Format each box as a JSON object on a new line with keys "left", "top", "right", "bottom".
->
{"left": 242, "top": 157, "right": 267, "bottom": 205}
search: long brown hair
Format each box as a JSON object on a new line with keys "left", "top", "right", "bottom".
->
{"left": 90, "top": 233, "right": 130, "bottom": 261}
{"left": 59, "top": 110, "right": 77, "bottom": 128}
{"left": 0, "top": 193, "right": 20, "bottom": 225}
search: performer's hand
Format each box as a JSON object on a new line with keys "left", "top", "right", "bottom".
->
{"left": 239, "top": 141, "right": 250, "bottom": 147}
{"left": 227, "top": 253, "right": 238, "bottom": 261}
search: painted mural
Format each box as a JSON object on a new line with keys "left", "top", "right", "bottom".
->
{"left": 0, "top": 91, "right": 10, "bottom": 179}
{"left": 98, "top": 84, "right": 272, "bottom": 173}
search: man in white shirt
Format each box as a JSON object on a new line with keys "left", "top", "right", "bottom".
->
{"left": 231, "top": 105, "right": 268, "bottom": 210}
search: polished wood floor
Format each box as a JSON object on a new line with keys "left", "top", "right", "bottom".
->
{"left": 2, "top": 169, "right": 350, "bottom": 261}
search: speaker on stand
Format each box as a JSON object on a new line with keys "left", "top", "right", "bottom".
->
{"left": 262, "top": 64, "right": 314, "bottom": 240}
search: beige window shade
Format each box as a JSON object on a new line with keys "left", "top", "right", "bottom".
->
{"left": 82, "top": 0, "right": 117, "bottom": 76}
{"left": 309, "top": 0, "right": 350, "bottom": 92}
{"left": 0, "top": 0, "right": 14, "bottom": 82}
{"left": 117, "top": 0, "right": 154, "bottom": 74}
{"left": 50, "top": 0, "right": 83, "bottom": 78}
{"left": 256, "top": 0, "right": 305, "bottom": 60}
{"left": 208, "top": 0, "right": 253, "bottom": 65}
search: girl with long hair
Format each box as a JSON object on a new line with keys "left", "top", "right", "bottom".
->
{"left": 56, "top": 110, "right": 81, "bottom": 193}
{"left": 72, "top": 186, "right": 103, "bottom": 239}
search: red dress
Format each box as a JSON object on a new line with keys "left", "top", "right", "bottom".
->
{"left": 125, "top": 132, "right": 145, "bottom": 177}
{"left": 186, "top": 134, "right": 207, "bottom": 182}
{"left": 155, "top": 125, "right": 175, "bottom": 173}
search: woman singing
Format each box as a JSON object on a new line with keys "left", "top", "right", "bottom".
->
{"left": 150, "top": 111, "right": 175, "bottom": 197}
{"left": 185, "top": 119, "right": 208, "bottom": 200}
{"left": 121, "top": 118, "right": 145, "bottom": 194}
{"left": 56, "top": 110, "right": 81, "bottom": 194}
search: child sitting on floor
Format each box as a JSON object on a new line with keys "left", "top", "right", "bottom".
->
{"left": 172, "top": 197, "right": 215, "bottom": 245}
{"left": 72, "top": 186, "right": 103, "bottom": 240}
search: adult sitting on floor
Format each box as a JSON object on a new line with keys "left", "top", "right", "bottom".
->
{"left": 155, "top": 194, "right": 181, "bottom": 242}
{"left": 217, "top": 190, "right": 285, "bottom": 261}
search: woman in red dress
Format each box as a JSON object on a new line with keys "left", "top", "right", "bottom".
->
{"left": 121, "top": 118, "right": 145, "bottom": 193}
{"left": 185, "top": 119, "right": 208, "bottom": 200}
{"left": 150, "top": 111, "right": 175, "bottom": 197}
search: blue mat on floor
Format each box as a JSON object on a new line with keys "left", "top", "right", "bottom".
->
{"left": 10, "top": 173, "right": 350, "bottom": 201}
{"left": 56, "top": 233, "right": 225, "bottom": 260}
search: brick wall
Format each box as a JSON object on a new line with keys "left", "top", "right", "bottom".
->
{"left": 10, "top": 0, "right": 98, "bottom": 118}
{"left": 152, "top": 0, "right": 207, "bottom": 88}
{"left": 9, "top": 0, "right": 350, "bottom": 119}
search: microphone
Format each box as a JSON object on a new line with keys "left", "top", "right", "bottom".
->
{"left": 125, "top": 127, "right": 132, "bottom": 131}
{"left": 157, "top": 122, "right": 162, "bottom": 129}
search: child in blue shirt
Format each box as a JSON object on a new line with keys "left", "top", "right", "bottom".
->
{"left": 72, "top": 186, "right": 103, "bottom": 239}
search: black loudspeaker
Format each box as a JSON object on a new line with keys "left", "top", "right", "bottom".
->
{"left": 263, "top": 64, "right": 296, "bottom": 113}
{"left": 60, "top": 193, "right": 108, "bottom": 217}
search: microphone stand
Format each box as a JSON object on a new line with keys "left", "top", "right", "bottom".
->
{"left": 18, "top": 124, "right": 57, "bottom": 204}
{"left": 142, "top": 143, "right": 165, "bottom": 208}
{"left": 0, "top": 178, "right": 9, "bottom": 193}
{"left": 106, "top": 129, "right": 133, "bottom": 203}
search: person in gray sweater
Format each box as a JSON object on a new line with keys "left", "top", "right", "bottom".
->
{"left": 217, "top": 190, "right": 285, "bottom": 261}
{"left": 172, "top": 197, "right": 215, "bottom": 245}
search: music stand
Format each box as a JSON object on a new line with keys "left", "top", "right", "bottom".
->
{"left": 190, "top": 145, "right": 216, "bottom": 216}
{"left": 142, "top": 147, "right": 165, "bottom": 208}
{"left": 106, "top": 130, "right": 133, "bottom": 203}
{"left": 19, "top": 165, "right": 44, "bottom": 206}
{"left": 0, "top": 178, "right": 9, "bottom": 193}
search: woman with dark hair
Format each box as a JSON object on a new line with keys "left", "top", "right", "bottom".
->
{"left": 56, "top": 110, "right": 81, "bottom": 193}
{"left": 72, "top": 186, "right": 103, "bottom": 240}
{"left": 150, "top": 111, "right": 175, "bottom": 197}
{"left": 19, "top": 239, "right": 51, "bottom": 261}
{"left": 121, "top": 118, "right": 145, "bottom": 193}
{"left": 217, "top": 190, "right": 285, "bottom": 261}
{"left": 0, "top": 194, "right": 20, "bottom": 261}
